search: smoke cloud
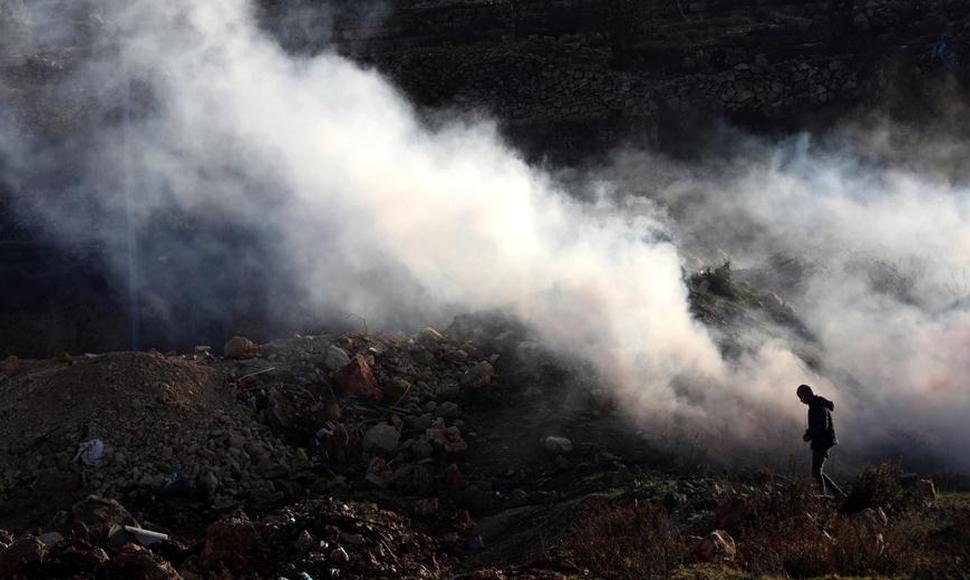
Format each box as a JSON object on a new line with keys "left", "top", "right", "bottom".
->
{"left": 2, "top": 0, "right": 968, "bottom": 473}
{"left": 597, "top": 135, "right": 970, "bottom": 471}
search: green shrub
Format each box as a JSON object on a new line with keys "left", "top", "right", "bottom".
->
{"left": 689, "top": 260, "right": 739, "bottom": 299}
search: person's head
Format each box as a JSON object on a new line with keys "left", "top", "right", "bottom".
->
{"left": 797, "top": 384, "right": 814, "bottom": 404}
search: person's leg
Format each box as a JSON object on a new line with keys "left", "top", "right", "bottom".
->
{"left": 811, "top": 450, "right": 826, "bottom": 492}
{"left": 820, "top": 451, "right": 845, "bottom": 497}
{"left": 822, "top": 472, "right": 845, "bottom": 497}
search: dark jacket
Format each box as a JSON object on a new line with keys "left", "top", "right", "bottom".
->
{"left": 805, "top": 395, "right": 838, "bottom": 451}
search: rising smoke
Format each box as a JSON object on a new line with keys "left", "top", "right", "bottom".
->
{"left": 2, "top": 0, "right": 968, "bottom": 473}
{"left": 596, "top": 134, "right": 970, "bottom": 471}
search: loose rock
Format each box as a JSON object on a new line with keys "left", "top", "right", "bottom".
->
{"left": 543, "top": 436, "right": 573, "bottom": 454}
{"left": 0, "top": 536, "right": 47, "bottom": 578}
{"left": 461, "top": 361, "right": 495, "bottom": 392}
{"left": 223, "top": 336, "right": 259, "bottom": 359}
{"left": 363, "top": 423, "right": 400, "bottom": 454}
{"left": 323, "top": 345, "right": 352, "bottom": 371}
{"left": 334, "top": 354, "right": 383, "bottom": 399}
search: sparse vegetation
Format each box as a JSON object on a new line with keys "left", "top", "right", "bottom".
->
{"left": 558, "top": 469, "right": 970, "bottom": 579}
{"left": 691, "top": 260, "right": 743, "bottom": 300}
{"left": 840, "top": 463, "right": 905, "bottom": 515}
{"left": 687, "top": 260, "right": 818, "bottom": 359}
{"left": 735, "top": 479, "right": 916, "bottom": 578}
{"left": 561, "top": 500, "right": 689, "bottom": 578}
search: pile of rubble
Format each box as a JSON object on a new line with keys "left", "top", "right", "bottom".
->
{"left": 0, "top": 494, "right": 444, "bottom": 579}
{"left": 214, "top": 327, "right": 513, "bottom": 512}
{"left": 0, "top": 316, "right": 539, "bottom": 527}
{"left": 0, "top": 352, "right": 299, "bottom": 526}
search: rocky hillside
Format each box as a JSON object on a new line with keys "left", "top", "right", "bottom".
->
{"left": 307, "top": 0, "right": 970, "bottom": 159}
{"left": 0, "top": 313, "right": 964, "bottom": 578}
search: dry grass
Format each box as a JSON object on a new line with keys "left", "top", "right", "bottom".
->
{"left": 560, "top": 500, "right": 689, "bottom": 579}
{"left": 559, "top": 466, "right": 970, "bottom": 579}
{"left": 840, "top": 463, "right": 905, "bottom": 515}
{"left": 732, "top": 470, "right": 929, "bottom": 577}
{"left": 737, "top": 497, "right": 916, "bottom": 577}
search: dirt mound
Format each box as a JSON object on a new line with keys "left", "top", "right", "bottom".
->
{"left": 0, "top": 352, "right": 218, "bottom": 433}
{"left": 0, "top": 352, "right": 297, "bottom": 528}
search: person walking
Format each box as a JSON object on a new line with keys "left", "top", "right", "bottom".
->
{"left": 797, "top": 384, "right": 845, "bottom": 497}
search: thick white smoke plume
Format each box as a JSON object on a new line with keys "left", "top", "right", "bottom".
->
{"left": 2, "top": 0, "right": 968, "bottom": 472}
{"left": 600, "top": 139, "right": 970, "bottom": 470}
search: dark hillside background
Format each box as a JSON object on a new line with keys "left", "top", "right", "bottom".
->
{"left": 1, "top": 0, "right": 968, "bottom": 356}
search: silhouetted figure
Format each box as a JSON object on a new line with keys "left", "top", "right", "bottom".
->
{"left": 797, "top": 384, "right": 844, "bottom": 497}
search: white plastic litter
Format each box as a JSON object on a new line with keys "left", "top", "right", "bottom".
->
{"left": 124, "top": 525, "right": 169, "bottom": 546}
{"left": 74, "top": 438, "right": 105, "bottom": 466}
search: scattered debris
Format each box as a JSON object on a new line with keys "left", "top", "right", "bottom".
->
{"left": 122, "top": 526, "right": 169, "bottom": 547}
{"left": 74, "top": 438, "right": 105, "bottom": 466}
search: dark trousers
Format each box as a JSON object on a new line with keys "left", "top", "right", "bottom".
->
{"left": 811, "top": 449, "right": 844, "bottom": 496}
